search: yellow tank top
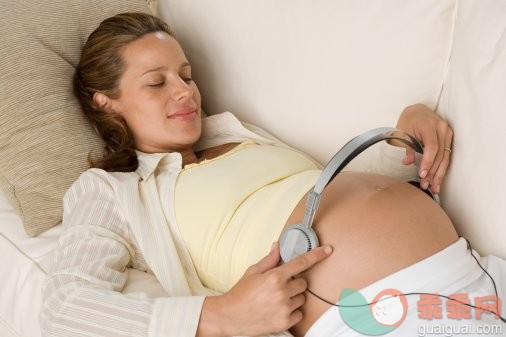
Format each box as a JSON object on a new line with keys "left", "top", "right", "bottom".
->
{"left": 174, "top": 141, "right": 321, "bottom": 292}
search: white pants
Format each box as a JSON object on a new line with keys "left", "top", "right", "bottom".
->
{"left": 305, "top": 238, "right": 506, "bottom": 337}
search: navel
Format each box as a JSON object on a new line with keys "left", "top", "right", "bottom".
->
{"left": 374, "top": 185, "right": 389, "bottom": 192}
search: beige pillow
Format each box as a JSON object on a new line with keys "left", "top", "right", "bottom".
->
{"left": 0, "top": 0, "right": 152, "bottom": 236}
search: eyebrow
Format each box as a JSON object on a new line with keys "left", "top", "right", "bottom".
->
{"left": 142, "top": 62, "right": 191, "bottom": 76}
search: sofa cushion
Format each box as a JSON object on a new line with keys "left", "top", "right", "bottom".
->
{"left": 158, "top": 0, "right": 457, "bottom": 167}
{"left": 0, "top": 0, "right": 152, "bottom": 236}
{"left": 438, "top": 0, "right": 506, "bottom": 258}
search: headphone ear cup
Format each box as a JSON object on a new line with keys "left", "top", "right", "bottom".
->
{"left": 278, "top": 224, "right": 319, "bottom": 262}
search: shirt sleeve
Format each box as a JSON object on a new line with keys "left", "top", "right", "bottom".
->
{"left": 40, "top": 170, "right": 205, "bottom": 337}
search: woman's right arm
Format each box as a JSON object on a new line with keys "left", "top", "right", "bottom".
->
{"left": 40, "top": 171, "right": 204, "bottom": 337}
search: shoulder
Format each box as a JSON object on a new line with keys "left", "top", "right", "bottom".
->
{"left": 69, "top": 168, "right": 138, "bottom": 191}
{"left": 63, "top": 168, "right": 140, "bottom": 209}
{"left": 60, "top": 168, "right": 140, "bottom": 257}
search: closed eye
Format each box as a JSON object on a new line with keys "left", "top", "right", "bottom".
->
{"left": 148, "top": 82, "right": 165, "bottom": 88}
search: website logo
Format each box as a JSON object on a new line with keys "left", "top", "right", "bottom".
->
{"left": 339, "top": 288, "right": 502, "bottom": 336}
{"left": 339, "top": 288, "right": 408, "bottom": 335}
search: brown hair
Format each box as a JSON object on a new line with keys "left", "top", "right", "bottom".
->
{"left": 73, "top": 12, "right": 175, "bottom": 172}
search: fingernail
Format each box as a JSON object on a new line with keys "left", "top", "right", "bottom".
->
{"left": 434, "top": 185, "right": 440, "bottom": 194}
{"left": 419, "top": 170, "right": 427, "bottom": 179}
{"left": 323, "top": 245, "right": 333, "bottom": 255}
{"left": 421, "top": 181, "right": 429, "bottom": 190}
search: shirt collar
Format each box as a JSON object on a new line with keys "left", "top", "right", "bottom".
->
{"left": 134, "top": 112, "right": 255, "bottom": 180}
{"left": 135, "top": 150, "right": 183, "bottom": 181}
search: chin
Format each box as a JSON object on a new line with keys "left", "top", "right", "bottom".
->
{"left": 184, "top": 129, "right": 202, "bottom": 145}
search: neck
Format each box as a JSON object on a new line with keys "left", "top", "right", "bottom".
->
{"left": 181, "top": 149, "right": 199, "bottom": 165}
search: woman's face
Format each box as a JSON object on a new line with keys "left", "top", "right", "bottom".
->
{"left": 108, "top": 31, "right": 202, "bottom": 154}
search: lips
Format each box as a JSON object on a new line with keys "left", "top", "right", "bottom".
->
{"left": 167, "top": 107, "right": 198, "bottom": 120}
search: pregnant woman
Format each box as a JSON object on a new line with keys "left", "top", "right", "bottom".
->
{"left": 40, "top": 12, "right": 501, "bottom": 337}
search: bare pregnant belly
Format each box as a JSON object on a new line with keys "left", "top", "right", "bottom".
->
{"left": 281, "top": 171, "right": 459, "bottom": 337}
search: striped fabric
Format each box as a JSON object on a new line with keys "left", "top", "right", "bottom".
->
{"left": 40, "top": 113, "right": 297, "bottom": 337}
{"left": 40, "top": 160, "right": 206, "bottom": 336}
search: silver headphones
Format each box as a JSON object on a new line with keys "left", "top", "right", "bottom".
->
{"left": 278, "top": 127, "right": 431, "bottom": 262}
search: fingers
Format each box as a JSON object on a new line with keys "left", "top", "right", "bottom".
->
{"left": 276, "top": 278, "right": 308, "bottom": 328}
{"left": 287, "top": 293, "right": 305, "bottom": 326}
{"left": 395, "top": 104, "right": 454, "bottom": 193}
{"left": 277, "top": 245, "right": 332, "bottom": 280}
{"left": 287, "top": 308, "right": 304, "bottom": 330}
{"left": 285, "top": 275, "right": 308, "bottom": 298}
{"left": 289, "top": 289, "right": 307, "bottom": 307}
{"left": 416, "top": 125, "right": 439, "bottom": 189}
{"left": 429, "top": 126, "right": 453, "bottom": 193}
{"left": 418, "top": 120, "right": 453, "bottom": 193}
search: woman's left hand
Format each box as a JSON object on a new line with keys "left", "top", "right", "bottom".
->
{"left": 395, "top": 103, "right": 453, "bottom": 194}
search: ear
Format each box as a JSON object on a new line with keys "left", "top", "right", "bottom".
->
{"left": 93, "top": 92, "right": 113, "bottom": 112}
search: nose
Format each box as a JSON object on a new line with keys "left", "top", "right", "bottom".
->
{"left": 170, "top": 76, "right": 192, "bottom": 101}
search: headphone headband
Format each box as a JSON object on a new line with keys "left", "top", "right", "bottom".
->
{"left": 302, "top": 127, "right": 423, "bottom": 228}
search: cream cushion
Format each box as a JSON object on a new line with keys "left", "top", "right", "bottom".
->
{"left": 0, "top": 0, "right": 151, "bottom": 236}
{"left": 158, "top": 0, "right": 456, "bottom": 165}
{"left": 438, "top": 0, "right": 506, "bottom": 258}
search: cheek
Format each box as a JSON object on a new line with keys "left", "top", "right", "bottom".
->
{"left": 191, "top": 83, "right": 202, "bottom": 103}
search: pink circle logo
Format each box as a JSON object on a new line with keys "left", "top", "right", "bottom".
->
{"left": 370, "top": 288, "right": 408, "bottom": 327}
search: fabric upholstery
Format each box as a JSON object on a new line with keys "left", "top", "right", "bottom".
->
{"left": 0, "top": 0, "right": 152, "bottom": 236}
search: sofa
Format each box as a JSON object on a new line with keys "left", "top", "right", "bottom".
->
{"left": 1, "top": 0, "right": 505, "bottom": 336}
